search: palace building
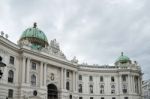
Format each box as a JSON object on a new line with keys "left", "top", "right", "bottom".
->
{"left": 0, "top": 23, "right": 142, "bottom": 99}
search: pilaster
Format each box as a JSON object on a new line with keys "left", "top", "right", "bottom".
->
{"left": 75, "top": 71, "right": 78, "bottom": 92}
{"left": 22, "top": 57, "right": 26, "bottom": 84}
{"left": 64, "top": 68, "right": 66, "bottom": 90}
{"left": 61, "top": 67, "right": 64, "bottom": 90}
{"left": 26, "top": 57, "right": 30, "bottom": 84}
{"left": 128, "top": 74, "right": 131, "bottom": 93}
{"left": 40, "top": 62, "right": 43, "bottom": 87}
{"left": 73, "top": 71, "right": 75, "bottom": 92}
{"left": 44, "top": 63, "right": 47, "bottom": 86}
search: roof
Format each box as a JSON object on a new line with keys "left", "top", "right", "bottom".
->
{"left": 116, "top": 52, "right": 130, "bottom": 63}
{"left": 20, "top": 24, "right": 48, "bottom": 43}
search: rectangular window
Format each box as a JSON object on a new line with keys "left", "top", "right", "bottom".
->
{"left": 112, "top": 97, "right": 116, "bottom": 99}
{"left": 122, "top": 75, "right": 127, "bottom": 82}
{"left": 100, "top": 76, "right": 103, "bottom": 82}
{"left": 100, "top": 85, "right": 104, "bottom": 94}
{"left": 90, "top": 97, "right": 93, "bottom": 99}
{"left": 89, "top": 85, "right": 93, "bottom": 94}
{"left": 89, "top": 76, "right": 93, "bottom": 81}
{"left": 8, "top": 89, "right": 13, "bottom": 98}
{"left": 124, "top": 97, "right": 128, "bottom": 99}
{"left": 9, "top": 56, "right": 14, "bottom": 65}
{"left": 111, "top": 90, "right": 115, "bottom": 94}
{"left": 32, "top": 62, "right": 36, "bottom": 70}
{"left": 66, "top": 82, "right": 70, "bottom": 90}
{"left": 79, "top": 84, "right": 82, "bottom": 93}
{"left": 101, "top": 97, "right": 104, "bottom": 99}
{"left": 111, "top": 76, "right": 115, "bottom": 82}
{"left": 122, "top": 84, "right": 127, "bottom": 94}
{"left": 67, "top": 71, "right": 69, "bottom": 78}
{"left": 79, "top": 97, "right": 83, "bottom": 99}
{"left": 79, "top": 75, "right": 82, "bottom": 80}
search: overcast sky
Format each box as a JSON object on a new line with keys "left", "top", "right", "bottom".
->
{"left": 0, "top": 0, "right": 150, "bottom": 80}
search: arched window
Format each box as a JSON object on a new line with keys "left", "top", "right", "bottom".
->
{"left": 111, "top": 85, "right": 115, "bottom": 88}
{"left": 111, "top": 85, "right": 115, "bottom": 94}
{"left": 100, "top": 85, "right": 104, "bottom": 94}
{"left": 31, "top": 74, "right": 36, "bottom": 86}
{"left": 8, "top": 70, "right": 14, "bottom": 83}
{"left": 66, "top": 81, "right": 70, "bottom": 90}
{"left": 89, "top": 85, "right": 93, "bottom": 93}
{"left": 79, "top": 84, "right": 82, "bottom": 93}
{"left": 100, "top": 85, "right": 104, "bottom": 88}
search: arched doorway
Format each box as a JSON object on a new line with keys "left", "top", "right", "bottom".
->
{"left": 47, "top": 84, "right": 58, "bottom": 99}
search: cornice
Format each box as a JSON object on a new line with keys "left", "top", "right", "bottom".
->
{"left": 20, "top": 47, "right": 77, "bottom": 69}
{"left": 0, "top": 36, "right": 20, "bottom": 52}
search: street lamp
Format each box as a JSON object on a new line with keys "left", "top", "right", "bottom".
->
{"left": 0, "top": 56, "right": 6, "bottom": 79}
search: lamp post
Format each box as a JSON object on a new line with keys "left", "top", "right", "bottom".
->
{"left": 0, "top": 56, "right": 6, "bottom": 79}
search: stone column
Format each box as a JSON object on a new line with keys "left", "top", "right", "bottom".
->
{"left": 64, "top": 69, "right": 66, "bottom": 90}
{"left": 132, "top": 76, "right": 135, "bottom": 93}
{"left": 75, "top": 72, "right": 78, "bottom": 92}
{"left": 40, "top": 62, "right": 43, "bottom": 87}
{"left": 26, "top": 58, "right": 30, "bottom": 84}
{"left": 131, "top": 76, "right": 133, "bottom": 93}
{"left": 73, "top": 71, "right": 75, "bottom": 92}
{"left": 119, "top": 74, "right": 122, "bottom": 94}
{"left": 44, "top": 63, "right": 47, "bottom": 86}
{"left": 130, "top": 75, "right": 133, "bottom": 93}
{"left": 22, "top": 57, "right": 26, "bottom": 83}
{"left": 61, "top": 67, "right": 64, "bottom": 90}
{"left": 138, "top": 77, "right": 141, "bottom": 94}
{"left": 128, "top": 74, "right": 131, "bottom": 93}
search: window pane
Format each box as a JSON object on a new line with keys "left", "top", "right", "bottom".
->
{"left": 67, "top": 71, "right": 69, "bottom": 78}
{"left": 32, "top": 62, "right": 36, "bottom": 70}
{"left": 8, "top": 89, "right": 13, "bottom": 98}
{"left": 79, "top": 84, "right": 82, "bottom": 93}
{"left": 9, "top": 56, "right": 14, "bottom": 65}
{"left": 111, "top": 76, "right": 115, "bottom": 82}
{"left": 89, "top": 76, "right": 93, "bottom": 81}
{"left": 90, "top": 97, "right": 93, "bottom": 99}
{"left": 66, "top": 82, "right": 70, "bottom": 90}
{"left": 79, "top": 97, "right": 83, "bottom": 99}
{"left": 79, "top": 75, "right": 82, "bottom": 80}
{"left": 31, "top": 75, "right": 36, "bottom": 86}
{"left": 90, "top": 85, "right": 93, "bottom": 93}
{"left": 100, "top": 76, "right": 103, "bottom": 82}
{"left": 8, "top": 70, "right": 14, "bottom": 83}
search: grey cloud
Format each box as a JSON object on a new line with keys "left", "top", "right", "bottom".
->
{"left": 0, "top": 0, "right": 150, "bottom": 80}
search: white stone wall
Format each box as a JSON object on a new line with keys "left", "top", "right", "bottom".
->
{"left": 0, "top": 37, "right": 142, "bottom": 99}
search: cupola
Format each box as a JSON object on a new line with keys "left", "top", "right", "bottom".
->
{"left": 115, "top": 52, "right": 131, "bottom": 66}
{"left": 19, "top": 23, "right": 49, "bottom": 49}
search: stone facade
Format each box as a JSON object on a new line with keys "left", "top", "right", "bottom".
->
{"left": 0, "top": 26, "right": 142, "bottom": 99}
{"left": 142, "top": 79, "right": 150, "bottom": 99}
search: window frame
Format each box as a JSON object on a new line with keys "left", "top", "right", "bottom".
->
{"left": 8, "top": 89, "right": 13, "bottom": 98}
{"left": 9, "top": 56, "right": 14, "bottom": 65}
{"left": 66, "top": 81, "right": 70, "bottom": 90}
{"left": 8, "top": 70, "right": 14, "bottom": 83}
{"left": 31, "top": 74, "right": 36, "bottom": 86}
{"left": 32, "top": 62, "right": 36, "bottom": 70}
{"left": 89, "top": 84, "right": 93, "bottom": 94}
{"left": 79, "top": 75, "right": 82, "bottom": 80}
{"left": 100, "top": 76, "right": 103, "bottom": 82}
{"left": 79, "top": 84, "right": 82, "bottom": 93}
{"left": 89, "top": 76, "right": 93, "bottom": 81}
{"left": 111, "top": 76, "right": 115, "bottom": 82}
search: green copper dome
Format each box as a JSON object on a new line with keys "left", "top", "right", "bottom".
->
{"left": 116, "top": 52, "right": 130, "bottom": 63}
{"left": 19, "top": 23, "right": 49, "bottom": 48}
